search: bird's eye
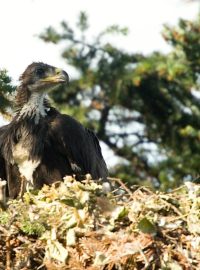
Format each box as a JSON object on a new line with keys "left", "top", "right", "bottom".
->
{"left": 36, "top": 68, "right": 45, "bottom": 76}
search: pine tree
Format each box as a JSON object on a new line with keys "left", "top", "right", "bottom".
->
{"left": 0, "top": 69, "right": 15, "bottom": 118}
{"left": 39, "top": 13, "right": 200, "bottom": 190}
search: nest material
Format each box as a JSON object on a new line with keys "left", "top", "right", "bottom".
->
{"left": 0, "top": 177, "right": 199, "bottom": 270}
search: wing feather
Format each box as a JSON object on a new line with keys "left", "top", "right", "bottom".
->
{"left": 50, "top": 113, "right": 108, "bottom": 179}
{"left": 0, "top": 126, "right": 7, "bottom": 181}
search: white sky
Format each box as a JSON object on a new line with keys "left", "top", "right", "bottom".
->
{"left": 0, "top": 0, "right": 199, "bottom": 82}
{"left": 0, "top": 0, "right": 199, "bottom": 166}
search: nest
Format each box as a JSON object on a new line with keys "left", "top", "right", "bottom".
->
{"left": 0, "top": 177, "right": 199, "bottom": 270}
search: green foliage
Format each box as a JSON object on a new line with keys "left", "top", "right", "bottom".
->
{"left": 77, "top": 11, "right": 89, "bottom": 32}
{"left": 20, "top": 219, "right": 46, "bottom": 236}
{"left": 39, "top": 12, "right": 200, "bottom": 190}
{"left": 0, "top": 69, "right": 15, "bottom": 116}
{"left": 0, "top": 211, "right": 9, "bottom": 225}
{"left": 163, "top": 16, "right": 200, "bottom": 73}
{"left": 137, "top": 217, "right": 157, "bottom": 235}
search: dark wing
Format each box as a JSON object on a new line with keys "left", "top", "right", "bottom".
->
{"left": 0, "top": 127, "right": 7, "bottom": 203}
{"left": 0, "top": 125, "right": 7, "bottom": 181}
{"left": 49, "top": 113, "right": 108, "bottom": 180}
{"left": 0, "top": 124, "right": 20, "bottom": 199}
{"left": 0, "top": 154, "right": 6, "bottom": 181}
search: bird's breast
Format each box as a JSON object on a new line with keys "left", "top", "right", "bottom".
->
{"left": 12, "top": 141, "right": 40, "bottom": 185}
{"left": 13, "top": 142, "right": 29, "bottom": 164}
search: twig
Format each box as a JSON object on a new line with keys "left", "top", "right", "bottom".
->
{"left": 167, "top": 213, "right": 188, "bottom": 223}
{"left": 108, "top": 177, "right": 133, "bottom": 197}
{"left": 5, "top": 235, "right": 11, "bottom": 270}
{"left": 37, "top": 264, "right": 45, "bottom": 270}
{"left": 17, "top": 235, "right": 32, "bottom": 244}
{"left": 0, "top": 224, "right": 9, "bottom": 235}
{"left": 159, "top": 197, "right": 184, "bottom": 218}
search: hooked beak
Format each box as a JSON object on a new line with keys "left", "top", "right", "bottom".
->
{"left": 41, "top": 68, "right": 69, "bottom": 84}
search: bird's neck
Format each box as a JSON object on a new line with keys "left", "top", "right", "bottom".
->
{"left": 16, "top": 92, "right": 48, "bottom": 124}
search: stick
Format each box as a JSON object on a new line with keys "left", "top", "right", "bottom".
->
{"left": 107, "top": 177, "right": 133, "bottom": 197}
{"left": 5, "top": 235, "right": 11, "bottom": 270}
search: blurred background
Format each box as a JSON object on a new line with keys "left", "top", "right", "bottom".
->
{"left": 0, "top": 0, "right": 200, "bottom": 190}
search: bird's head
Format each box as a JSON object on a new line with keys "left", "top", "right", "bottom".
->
{"left": 19, "top": 62, "right": 69, "bottom": 92}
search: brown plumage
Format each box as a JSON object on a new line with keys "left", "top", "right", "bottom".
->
{"left": 0, "top": 62, "right": 108, "bottom": 198}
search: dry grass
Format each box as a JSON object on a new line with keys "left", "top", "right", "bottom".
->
{"left": 0, "top": 177, "right": 199, "bottom": 270}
